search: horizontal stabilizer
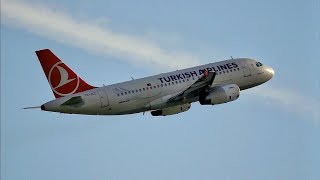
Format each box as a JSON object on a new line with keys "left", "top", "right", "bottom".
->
{"left": 22, "top": 106, "right": 41, "bottom": 110}
{"left": 61, "top": 96, "right": 84, "bottom": 106}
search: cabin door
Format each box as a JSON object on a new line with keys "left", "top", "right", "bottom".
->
{"left": 97, "top": 86, "right": 110, "bottom": 108}
{"left": 241, "top": 63, "right": 251, "bottom": 77}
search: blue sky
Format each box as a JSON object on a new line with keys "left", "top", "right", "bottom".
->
{"left": 1, "top": 0, "right": 319, "bottom": 179}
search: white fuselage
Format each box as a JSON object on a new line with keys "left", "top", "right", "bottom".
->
{"left": 41, "top": 58, "right": 274, "bottom": 115}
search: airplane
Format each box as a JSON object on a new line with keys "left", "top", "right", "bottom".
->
{"left": 25, "top": 49, "right": 274, "bottom": 116}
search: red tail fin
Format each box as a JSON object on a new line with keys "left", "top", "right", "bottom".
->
{"left": 35, "top": 49, "right": 96, "bottom": 98}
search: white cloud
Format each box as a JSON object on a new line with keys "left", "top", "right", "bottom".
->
{"left": 2, "top": 0, "right": 318, "bottom": 121}
{"left": 248, "top": 85, "right": 320, "bottom": 122}
{"left": 1, "top": 0, "right": 200, "bottom": 70}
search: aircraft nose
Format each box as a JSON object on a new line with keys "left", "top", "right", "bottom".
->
{"left": 264, "top": 66, "right": 274, "bottom": 80}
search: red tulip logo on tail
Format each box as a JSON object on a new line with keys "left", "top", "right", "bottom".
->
{"left": 48, "top": 62, "right": 80, "bottom": 97}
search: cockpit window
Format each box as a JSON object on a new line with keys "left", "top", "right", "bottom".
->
{"left": 256, "top": 62, "right": 263, "bottom": 67}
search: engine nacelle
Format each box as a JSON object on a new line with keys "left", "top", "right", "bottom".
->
{"left": 151, "top": 103, "right": 191, "bottom": 116}
{"left": 199, "top": 84, "right": 240, "bottom": 105}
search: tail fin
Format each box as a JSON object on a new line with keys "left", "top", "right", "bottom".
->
{"left": 35, "top": 49, "right": 96, "bottom": 98}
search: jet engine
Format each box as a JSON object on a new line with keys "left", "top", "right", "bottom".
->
{"left": 151, "top": 103, "right": 191, "bottom": 116}
{"left": 199, "top": 84, "right": 240, "bottom": 105}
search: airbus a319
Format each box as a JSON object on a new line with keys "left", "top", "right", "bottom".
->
{"left": 25, "top": 49, "right": 274, "bottom": 116}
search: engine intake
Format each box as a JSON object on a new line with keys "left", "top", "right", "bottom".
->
{"left": 199, "top": 84, "right": 240, "bottom": 105}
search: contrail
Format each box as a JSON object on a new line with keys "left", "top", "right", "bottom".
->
{"left": 248, "top": 85, "right": 320, "bottom": 121}
{"left": 1, "top": 0, "right": 200, "bottom": 70}
{"left": 2, "top": 0, "right": 318, "bottom": 121}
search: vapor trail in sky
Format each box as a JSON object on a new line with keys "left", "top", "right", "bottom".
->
{"left": 2, "top": 0, "right": 318, "bottom": 121}
{"left": 1, "top": 0, "right": 200, "bottom": 70}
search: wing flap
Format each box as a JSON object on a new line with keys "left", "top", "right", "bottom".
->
{"left": 167, "top": 71, "right": 216, "bottom": 103}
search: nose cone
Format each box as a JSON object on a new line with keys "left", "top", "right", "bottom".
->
{"left": 264, "top": 66, "right": 274, "bottom": 81}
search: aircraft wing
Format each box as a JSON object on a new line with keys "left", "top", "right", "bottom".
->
{"left": 167, "top": 71, "right": 216, "bottom": 103}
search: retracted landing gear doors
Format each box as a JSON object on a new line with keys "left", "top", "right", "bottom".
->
{"left": 97, "top": 86, "right": 110, "bottom": 108}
